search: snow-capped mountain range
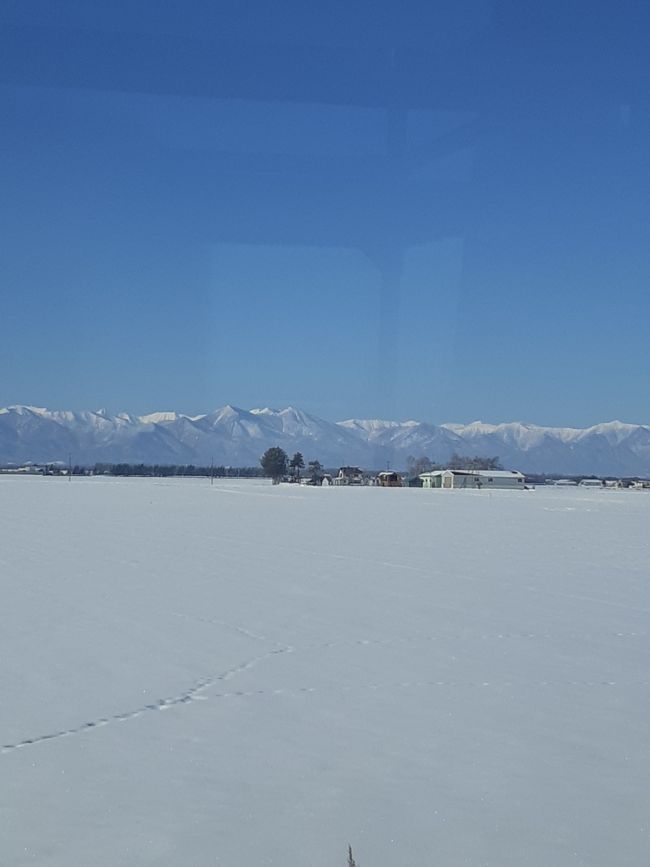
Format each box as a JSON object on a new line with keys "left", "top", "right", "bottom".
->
{"left": 2, "top": 404, "right": 650, "bottom": 476}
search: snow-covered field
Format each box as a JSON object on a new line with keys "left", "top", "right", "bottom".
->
{"left": 2, "top": 477, "right": 649, "bottom": 866}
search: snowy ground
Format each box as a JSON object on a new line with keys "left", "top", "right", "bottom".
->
{"left": 1, "top": 477, "right": 649, "bottom": 867}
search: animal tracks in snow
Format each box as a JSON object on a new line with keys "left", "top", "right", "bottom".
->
{"left": 4, "top": 674, "right": 646, "bottom": 755}
{"left": 305, "top": 629, "right": 646, "bottom": 652}
{"left": 1, "top": 645, "right": 293, "bottom": 756}
{"left": 2, "top": 624, "right": 645, "bottom": 756}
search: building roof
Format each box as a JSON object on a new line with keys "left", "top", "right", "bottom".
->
{"left": 420, "top": 469, "right": 524, "bottom": 478}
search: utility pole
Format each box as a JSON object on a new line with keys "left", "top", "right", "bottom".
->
{"left": 210, "top": 456, "right": 214, "bottom": 486}
{"left": 68, "top": 453, "right": 72, "bottom": 481}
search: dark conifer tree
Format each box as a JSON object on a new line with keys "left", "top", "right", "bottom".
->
{"left": 260, "top": 447, "right": 289, "bottom": 483}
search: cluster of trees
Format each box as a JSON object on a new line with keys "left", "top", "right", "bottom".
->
{"left": 261, "top": 448, "right": 503, "bottom": 483}
{"left": 260, "top": 447, "right": 324, "bottom": 484}
{"left": 406, "top": 455, "right": 437, "bottom": 476}
{"left": 449, "top": 453, "right": 502, "bottom": 471}
{"left": 406, "top": 453, "right": 502, "bottom": 476}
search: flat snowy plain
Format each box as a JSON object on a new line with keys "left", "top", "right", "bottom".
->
{"left": 1, "top": 477, "right": 649, "bottom": 867}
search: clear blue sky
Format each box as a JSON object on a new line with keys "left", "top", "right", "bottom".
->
{"left": 2, "top": 1, "right": 649, "bottom": 426}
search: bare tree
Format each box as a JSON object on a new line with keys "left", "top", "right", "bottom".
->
{"left": 348, "top": 845, "right": 358, "bottom": 867}
{"left": 406, "top": 455, "right": 436, "bottom": 476}
{"left": 449, "top": 452, "right": 501, "bottom": 471}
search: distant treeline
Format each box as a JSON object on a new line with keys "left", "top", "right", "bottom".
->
{"left": 85, "top": 464, "right": 265, "bottom": 477}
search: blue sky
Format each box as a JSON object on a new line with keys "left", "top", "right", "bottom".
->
{"left": 1, "top": 0, "right": 649, "bottom": 426}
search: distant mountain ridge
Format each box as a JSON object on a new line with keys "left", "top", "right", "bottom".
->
{"left": 2, "top": 404, "right": 650, "bottom": 476}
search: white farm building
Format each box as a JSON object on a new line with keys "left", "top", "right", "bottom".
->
{"left": 420, "top": 469, "right": 525, "bottom": 490}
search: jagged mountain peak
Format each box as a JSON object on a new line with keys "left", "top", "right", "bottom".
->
{"left": 1, "top": 404, "right": 650, "bottom": 474}
{"left": 139, "top": 411, "right": 180, "bottom": 425}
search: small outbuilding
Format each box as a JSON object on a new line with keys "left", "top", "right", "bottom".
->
{"left": 420, "top": 469, "right": 525, "bottom": 490}
{"left": 376, "top": 471, "right": 403, "bottom": 487}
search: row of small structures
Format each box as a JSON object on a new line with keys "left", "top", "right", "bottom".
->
{"left": 3, "top": 464, "right": 649, "bottom": 489}
{"left": 304, "top": 467, "right": 650, "bottom": 489}
{"left": 302, "top": 466, "right": 528, "bottom": 489}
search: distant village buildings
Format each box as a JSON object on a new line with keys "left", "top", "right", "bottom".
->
{"left": 3, "top": 458, "right": 650, "bottom": 492}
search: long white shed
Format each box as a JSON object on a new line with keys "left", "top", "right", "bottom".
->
{"left": 420, "top": 469, "right": 525, "bottom": 489}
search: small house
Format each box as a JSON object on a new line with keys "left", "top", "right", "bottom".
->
{"left": 333, "top": 466, "right": 364, "bottom": 485}
{"left": 420, "top": 469, "right": 525, "bottom": 490}
{"left": 377, "top": 471, "right": 403, "bottom": 487}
